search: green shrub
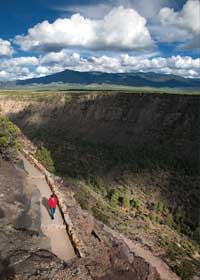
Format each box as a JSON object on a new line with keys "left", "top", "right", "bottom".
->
{"left": 0, "top": 136, "right": 8, "bottom": 146}
{"left": 131, "top": 199, "right": 141, "bottom": 209}
{"left": 92, "top": 206, "right": 110, "bottom": 225}
{"left": 155, "top": 201, "right": 165, "bottom": 213}
{"left": 35, "top": 146, "right": 55, "bottom": 173}
{"left": 88, "top": 176, "right": 107, "bottom": 196}
{"left": 166, "top": 242, "right": 187, "bottom": 262}
{"left": 173, "top": 260, "right": 195, "bottom": 280}
{"left": 74, "top": 190, "right": 90, "bottom": 210}
{"left": 109, "top": 190, "right": 119, "bottom": 208}
{"left": 181, "top": 239, "right": 196, "bottom": 257}
{"left": 149, "top": 211, "right": 157, "bottom": 223}
{"left": 108, "top": 190, "right": 131, "bottom": 209}
{"left": 166, "top": 213, "right": 174, "bottom": 228}
{"left": 122, "top": 193, "right": 130, "bottom": 209}
{"left": 175, "top": 206, "right": 185, "bottom": 225}
{"left": 0, "top": 117, "right": 20, "bottom": 159}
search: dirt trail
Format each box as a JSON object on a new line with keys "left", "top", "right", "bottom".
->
{"left": 104, "top": 226, "right": 180, "bottom": 280}
{"left": 124, "top": 239, "right": 180, "bottom": 280}
{"left": 20, "top": 154, "right": 76, "bottom": 262}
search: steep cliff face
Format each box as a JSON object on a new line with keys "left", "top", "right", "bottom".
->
{"left": 0, "top": 91, "right": 199, "bottom": 279}
{"left": 1, "top": 92, "right": 198, "bottom": 167}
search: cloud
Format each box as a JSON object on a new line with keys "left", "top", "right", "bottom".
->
{"left": 0, "top": 39, "right": 13, "bottom": 57}
{"left": 150, "top": 25, "right": 192, "bottom": 43}
{"left": 120, "top": 54, "right": 200, "bottom": 78}
{"left": 0, "top": 51, "right": 199, "bottom": 81}
{"left": 126, "top": 53, "right": 199, "bottom": 67}
{"left": 0, "top": 71, "right": 9, "bottom": 80}
{"left": 56, "top": 3, "right": 112, "bottom": 19}
{"left": 158, "top": 0, "right": 200, "bottom": 49}
{"left": 39, "top": 51, "right": 73, "bottom": 64}
{"left": 34, "top": 53, "right": 200, "bottom": 79}
{"left": 55, "top": 0, "right": 171, "bottom": 20}
{"left": 125, "top": 0, "right": 167, "bottom": 19}
{"left": 0, "top": 56, "right": 38, "bottom": 68}
{"left": 0, "top": 56, "right": 38, "bottom": 81}
{"left": 14, "top": 6, "right": 153, "bottom": 52}
{"left": 180, "top": 36, "right": 200, "bottom": 50}
{"left": 159, "top": 0, "right": 199, "bottom": 34}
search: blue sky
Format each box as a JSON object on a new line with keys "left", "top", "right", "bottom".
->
{"left": 0, "top": 0, "right": 199, "bottom": 81}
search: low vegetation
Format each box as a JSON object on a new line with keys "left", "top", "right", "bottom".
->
{"left": 35, "top": 145, "right": 55, "bottom": 173}
{"left": 0, "top": 116, "right": 21, "bottom": 160}
{"left": 159, "top": 235, "right": 199, "bottom": 280}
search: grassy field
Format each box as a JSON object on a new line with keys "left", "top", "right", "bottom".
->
{"left": 0, "top": 83, "right": 200, "bottom": 100}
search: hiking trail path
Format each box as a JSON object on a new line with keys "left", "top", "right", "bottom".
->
{"left": 20, "top": 154, "right": 76, "bottom": 262}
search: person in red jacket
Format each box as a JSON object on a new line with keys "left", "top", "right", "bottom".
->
{"left": 48, "top": 194, "right": 58, "bottom": 220}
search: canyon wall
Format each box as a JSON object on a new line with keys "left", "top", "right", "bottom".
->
{"left": 0, "top": 91, "right": 199, "bottom": 279}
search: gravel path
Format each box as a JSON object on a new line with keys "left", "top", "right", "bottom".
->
{"left": 20, "top": 154, "right": 76, "bottom": 262}
{"left": 104, "top": 226, "right": 181, "bottom": 280}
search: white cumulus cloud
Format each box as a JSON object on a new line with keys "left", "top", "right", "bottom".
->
{"left": 28, "top": 52, "right": 200, "bottom": 79}
{"left": 14, "top": 6, "right": 153, "bottom": 52}
{"left": 158, "top": 0, "right": 200, "bottom": 48}
{"left": 0, "top": 56, "right": 38, "bottom": 68}
{"left": 0, "top": 39, "right": 13, "bottom": 57}
{"left": 120, "top": 54, "right": 200, "bottom": 77}
{"left": 0, "top": 56, "right": 38, "bottom": 81}
{"left": 0, "top": 52, "right": 199, "bottom": 81}
{"left": 55, "top": 0, "right": 170, "bottom": 20}
{"left": 159, "top": 0, "right": 200, "bottom": 34}
{"left": 38, "top": 53, "right": 200, "bottom": 78}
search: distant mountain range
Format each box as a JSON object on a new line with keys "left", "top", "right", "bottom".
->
{"left": 1, "top": 69, "right": 200, "bottom": 89}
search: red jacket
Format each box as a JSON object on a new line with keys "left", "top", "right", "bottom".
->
{"left": 48, "top": 197, "right": 58, "bottom": 208}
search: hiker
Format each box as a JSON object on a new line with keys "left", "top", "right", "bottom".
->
{"left": 48, "top": 194, "right": 58, "bottom": 220}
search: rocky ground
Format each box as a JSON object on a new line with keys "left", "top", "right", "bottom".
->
{"left": 0, "top": 158, "right": 50, "bottom": 279}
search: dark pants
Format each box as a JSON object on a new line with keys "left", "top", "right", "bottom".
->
{"left": 50, "top": 207, "right": 56, "bottom": 219}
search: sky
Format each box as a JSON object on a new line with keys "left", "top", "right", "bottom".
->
{"left": 0, "top": 0, "right": 199, "bottom": 81}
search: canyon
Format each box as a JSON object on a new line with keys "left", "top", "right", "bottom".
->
{"left": 0, "top": 90, "right": 199, "bottom": 280}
